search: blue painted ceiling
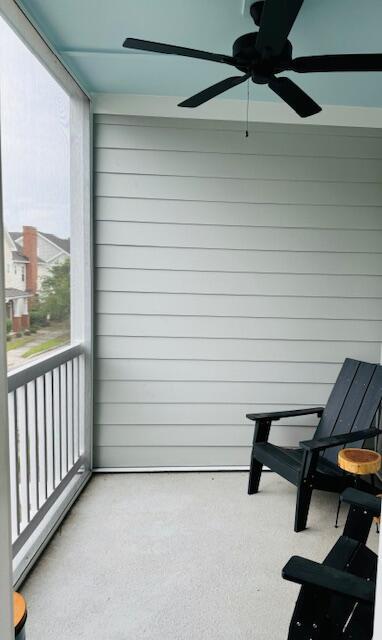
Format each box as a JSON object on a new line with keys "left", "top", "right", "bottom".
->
{"left": 18, "top": 0, "right": 382, "bottom": 106}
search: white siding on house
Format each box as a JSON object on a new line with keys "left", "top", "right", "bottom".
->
{"left": 37, "top": 263, "right": 50, "bottom": 291}
{"left": 4, "top": 233, "right": 26, "bottom": 291}
{"left": 94, "top": 114, "right": 382, "bottom": 469}
{"left": 37, "top": 235, "right": 64, "bottom": 262}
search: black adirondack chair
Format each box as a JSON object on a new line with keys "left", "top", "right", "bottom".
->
{"left": 283, "top": 488, "right": 380, "bottom": 639}
{"left": 247, "top": 358, "right": 382, "bottom": 531}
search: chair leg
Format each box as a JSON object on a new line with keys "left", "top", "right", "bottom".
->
{"left": 248, "top": 451, "right": 263, "bottom": 494}
{"left": 247, "top": 419, "right": 271, "bottom": 495}
{"left": 294, "top": 482, "right": 313, "bottom": 532}
{"left": 335, "top": 495, "right": 341, "bottom": 528}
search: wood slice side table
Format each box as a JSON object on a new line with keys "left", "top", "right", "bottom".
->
{"left": 14, "top": 592, "right": 27, "bottom": 639}
{"left": 335, "top": 448, "right": 381, "bottom": 528}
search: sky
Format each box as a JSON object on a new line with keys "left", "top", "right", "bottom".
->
{"left": 0, "top": 16, "right": 70, "bottom": 239}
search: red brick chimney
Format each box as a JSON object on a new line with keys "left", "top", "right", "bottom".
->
{"left": 23, "top": 226, "right": 38, "bottom": 294}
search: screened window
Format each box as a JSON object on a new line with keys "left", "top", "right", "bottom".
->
{"left": 0, "top": 17, "right": 71, "bottom": 369}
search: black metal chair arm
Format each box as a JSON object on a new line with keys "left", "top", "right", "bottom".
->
{"left": 340, "top": 488, "right": 381, "bottom": 517}
{"left": 282, "top": 556, "right": 375, "bottom": 604}
{"left": 299, "top": 427, "right": 382, "bottom": 452}
{"left": 246, "top": 406, "right": 324, "bottom": 422}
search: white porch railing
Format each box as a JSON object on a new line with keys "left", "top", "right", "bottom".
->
{"left": 7, "top": 344, "right": 88, "bottom": 563}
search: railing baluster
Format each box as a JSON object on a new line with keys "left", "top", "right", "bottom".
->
{"left": 8, "top": 392, "right": 20, "bottom": 541}
{"left": 73, "top": 356, "right": 79, "bottom": 460}
{"left": 71, "top": 359, "right": 75, "bottom": 464}
{"left": 53, "top": 367, "right": 61, "bottom": 484}
{"left": 79, "top": 355, "right": 84, "bottom": 457}
{"left": 45, "top": 370, "right": 55, "bottom": 495}
{"left": 67, "top": 360, "right": 74, "bottom": 469}
{"left": 36, "top": 375, "right": 47, "bottom": 506}
{"left": 80, "top": 354, "right": 85, "bottom": 457}
{"left": 60, "top": 363, "right": 68, "bottom": 475}
{"left": 16, "top": 386, "right": 30, "bottom": 530}
{"left": 27, "top": 381, "right": 39, "bottom": 517}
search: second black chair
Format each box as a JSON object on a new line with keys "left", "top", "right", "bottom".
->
{"left": 283, "top": 488, "right": 380, "bottom": 639}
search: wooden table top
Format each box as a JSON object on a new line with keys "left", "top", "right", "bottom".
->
{"left": 338, "top": 448, "right": 381, "bottom": 475}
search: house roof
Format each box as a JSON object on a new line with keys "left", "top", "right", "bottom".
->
{"left": 9, "top": 232, "right": 20, "bottom": 243}
{"left": 10, "top": 231, "right": 70, "bottom": 255}
{"left": 40, "top": 232, "right": 70, "bottom": 254}
{"left": 12, "top": 250, "right": 29, "bottom": 263}
{"left": 5, "top": 288, "right": 33, "bottom": 300}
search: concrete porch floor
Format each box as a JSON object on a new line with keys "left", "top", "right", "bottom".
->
{"left": 21, "top": 472, "right": 380, "bottom": 640}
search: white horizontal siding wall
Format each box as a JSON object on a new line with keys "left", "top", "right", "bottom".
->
{"left": 94, "top": 114, "right": 382, "bottom": 469}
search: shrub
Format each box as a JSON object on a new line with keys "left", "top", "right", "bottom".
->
{"left": 30, "top": 309, "right": 48, "bottom": 328}
{"left": 6, "top": 319, "right": 12, "bottom": 334}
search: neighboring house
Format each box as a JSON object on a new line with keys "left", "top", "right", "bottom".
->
{"left": 11, "top": 227, "right": 70, "bottom": 291}
{"left": 4, "top": 226, "right": 70, "bottom": 332}
{"left": 4, "top": 228, "right": 32, "bottom": 332}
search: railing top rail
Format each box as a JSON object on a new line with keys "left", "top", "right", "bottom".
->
{"left": 7, "top": 343, "right": 84, "bottom": 393}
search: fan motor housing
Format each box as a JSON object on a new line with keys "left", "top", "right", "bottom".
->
{"left": 233, "top": 32, "right": 293, "bottom": 82}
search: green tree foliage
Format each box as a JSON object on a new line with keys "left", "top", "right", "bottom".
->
{"left": 40, "top": 259, "right": 70, "bottom": 323}
{"left": 30, "top": 306, "right": 49, "bottom": 328}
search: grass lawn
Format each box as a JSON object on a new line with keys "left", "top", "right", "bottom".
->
{"left": 7, "top": 335, "right": 34, "bottom": 351}
{"left": 22, "top": 334, "right": 70, "bottom": 359}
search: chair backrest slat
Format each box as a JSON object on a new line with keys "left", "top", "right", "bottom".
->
{"left": 323, "top": 362, "right": 377, "bottom": 464}
{"left": 313, "top": 358, "right": 382, "bottom": 466}
{"left": 314, "top": 359, "right": 359, "bottom": 440}
{"left": 329, "top": 365, "right": 382, "bottom": 463}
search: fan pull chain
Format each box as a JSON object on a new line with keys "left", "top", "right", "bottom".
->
{"left": 245, "top": 79, "right": 250, "bottom": 138}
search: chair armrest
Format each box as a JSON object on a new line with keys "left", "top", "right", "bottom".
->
{"left": 246, "top": 407, "right": 324, "bottom": 422}
{"left": 300, "top": 427, "right": 382, "bottom": 452}
{"left": 340, "top": 488, "right": 381, "bottom": 517}
{"left": 282, "top": 556, "right": 375, "bottom": 604}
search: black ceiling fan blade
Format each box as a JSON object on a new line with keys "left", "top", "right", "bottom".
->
{"left": 255, "top": 0, "right": 304, "bottom": 58}
{"left": 123, "top": 38, "right": 235, "bottom": 66}
{"left": 291, "top": 53, "right": 382, "bottom": 73}
{"left": 178, "top": 75, "right": 250, "bottom": 108}
{"left": 268, "top": 76, "right": 321, "bottom": 118}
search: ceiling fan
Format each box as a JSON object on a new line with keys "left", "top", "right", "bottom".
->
{"left": 123, "top": 0, "right": 382, "bottom": 118}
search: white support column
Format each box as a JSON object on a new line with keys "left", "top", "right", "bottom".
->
{"left": 0, "top": 119, "right": 14, "bottom": 640}
{"left": 70, "top": 91, "right": 93, "bottom": 469}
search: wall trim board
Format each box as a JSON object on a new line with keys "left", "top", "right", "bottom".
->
{"left": 93, "top": 466, "right": 252, "bottom": 472}
{"left": 92, "top": 93, "right": 382, "bottom": 129}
